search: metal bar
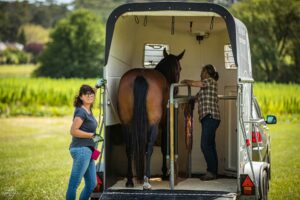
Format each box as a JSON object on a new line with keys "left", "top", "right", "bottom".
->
{"left": 169, "top": 103, "right": 175, "bottom": 190}
{"left": 166, "top": 103, "right": 170, "bottom": 160}
{"left": 174, "top": 103, "right": 178, "bottom": 157}
{"left": 238, "top": 77, "right": 254, "bottom": 83}
{"left": 243, "top": 118, "right": 265, "bottom": 124}
{"left": 217, "top": 95, "right": 237, "bottom": 100}
{"left": 174, "top": 103, "right": 179, "bottom": 184}
{"left": 169, "top": 83, "right": 192, "bottom": 190}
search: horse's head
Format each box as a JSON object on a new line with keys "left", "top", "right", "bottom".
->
{"left": 155, "top": 48, "right": 185, "bottom": 85}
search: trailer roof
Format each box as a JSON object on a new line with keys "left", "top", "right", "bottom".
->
{"left": 105, "top": 2, "right": 238, "bottom": 66}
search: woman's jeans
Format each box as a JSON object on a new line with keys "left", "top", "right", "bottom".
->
{"left": 66, "top": 147, "right": 97, "bottom": 200}
{"left": 201, "top": 114, "right": 220, "bottom": 175}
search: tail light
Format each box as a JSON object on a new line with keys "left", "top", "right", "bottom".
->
{"left": 252, "top": 131, "right": 262, "bottom": 143}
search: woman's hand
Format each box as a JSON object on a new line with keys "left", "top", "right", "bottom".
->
{"left": 181, "top": 79, "right": 191, "bottom": 85}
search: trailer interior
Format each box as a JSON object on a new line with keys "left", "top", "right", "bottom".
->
{"left": 104, "top": 10, "right": 238, "bottom": 195}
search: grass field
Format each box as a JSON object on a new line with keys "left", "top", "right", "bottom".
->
{"left": 0, "top": 117, "right": 81, "bottom": 200}
{"left": 0, "top": 65, "right": 101, "bottom": 117}
{"left": 0, "top": 117, "right": 299, "bottom": 199}
{"left": 0, "top": 65, "right": 38, "bottom": 78}
{"left": 1, "top": 65, "right": 300, "bottom": 199}
{"left": 1, "top": 65, "right": 300, "bottom": 118}
{"left": 268, "top": 121, "right": 300, "bottom": 199}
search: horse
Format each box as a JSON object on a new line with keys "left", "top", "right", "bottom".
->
{"left": 117, "top": 48, "right": 185, "bottom": 189}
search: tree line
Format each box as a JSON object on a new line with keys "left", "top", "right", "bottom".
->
{"left": 0, "top": 0, "right": 299, "bottom": 83}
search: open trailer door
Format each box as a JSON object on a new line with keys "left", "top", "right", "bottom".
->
{"left": 91, "top": 2, "right": 263, "bottom": 199}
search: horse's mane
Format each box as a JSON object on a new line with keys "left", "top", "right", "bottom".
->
{"left": 155, "top": 55, "right": 178, "bottom": 84}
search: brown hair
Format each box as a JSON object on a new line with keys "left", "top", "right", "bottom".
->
{"left": 73, "top": 84, "right": 95, "bottom": 107}
{"left": 203, "top": 64, "right": 219, "bottom": 81}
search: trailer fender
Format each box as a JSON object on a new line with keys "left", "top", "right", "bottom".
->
{"left": 244, "top": 161, "right": 269, "bottom": 199}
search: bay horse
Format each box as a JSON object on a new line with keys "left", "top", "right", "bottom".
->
{"left": 117, "top": 48, "right": 185, "bottom": 189}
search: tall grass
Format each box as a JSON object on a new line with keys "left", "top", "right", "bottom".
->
{"left": 0, "top": 65, "right": 38, "bottom": 78}
{"left": 0, "top": 78, "right": 100, "bottom": 116}
{"left": 254, "top": 82, "right": 300, "bottom": 117}
{"left": 0, "top": 64, "right": 299, "bottom": 117}
{"left": 0, "top": 78, "right": 299, "bottom": 117}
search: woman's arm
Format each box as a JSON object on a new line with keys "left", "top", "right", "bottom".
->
{"left": 181, "top": 79, "right": 205, "bottom": 87}
{"left": 70, "top": 117, "right": 94, "bottom": 138}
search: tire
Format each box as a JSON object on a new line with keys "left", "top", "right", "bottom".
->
{"left": 259, "top": 170, "right": 269, "bottom": 200}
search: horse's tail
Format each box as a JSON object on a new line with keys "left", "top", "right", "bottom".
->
{"left": 132, "top": 76, "right": 148, "bottom": 181}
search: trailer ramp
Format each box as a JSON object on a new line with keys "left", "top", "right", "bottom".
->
{"left": 99, "top": 189, "right": 236, "bottom": 200}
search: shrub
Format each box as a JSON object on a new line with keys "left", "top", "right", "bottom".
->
{"left": 24, "top": 43, "right": 44, "bottom": 63}
{"left": 0, "top": 49, "right": 31, "bottom": 64}
{"left": 35, "top": 9, "right": 105, "bottom": 78}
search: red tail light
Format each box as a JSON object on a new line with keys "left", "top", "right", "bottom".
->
{"left": 252, "top": 132, "right": 262, "bottom": 143}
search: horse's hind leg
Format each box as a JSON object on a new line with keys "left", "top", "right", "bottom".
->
{"left": 161, "top": 125, "right": 169, "bottom": 180}
{"left": 144, "top": 124, "right": 158, "bottom": 190}
{"left": 123, "top": 125, "right": 134, "bottom": 187}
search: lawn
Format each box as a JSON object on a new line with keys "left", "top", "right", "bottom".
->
{"left": 0, "top": 117, "right": 299, "bottom": 199}
{"left": 0, "top": 117, "right": 82, "bottom": 200}
{"left": 0, "top": 65, "right": 299, "bottom": 199}
{"left": 268, "top": 120, "right": 300, "bottom": 199}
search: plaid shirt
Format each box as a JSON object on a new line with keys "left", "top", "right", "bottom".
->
{"left": 197, "top": 78, "right": 220, "bottom": 120}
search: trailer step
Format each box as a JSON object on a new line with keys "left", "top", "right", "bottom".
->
{"left": 97, "top": 189, "right": 237, "bottom": 200}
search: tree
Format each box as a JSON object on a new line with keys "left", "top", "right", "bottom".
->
{"left": 0, "top": 1, "right": 69, "bottom": 42}
{"left": 18, "top": 24, "right": 50, "bottom": 45}
{"left": 35, "top": 9, "right": 105, "bottom": 78}
{"left": 230, "top": 0, "right": 300, "bottom": 83}
{"left": 73, "top": 0, "right": 125, "bottom": 21}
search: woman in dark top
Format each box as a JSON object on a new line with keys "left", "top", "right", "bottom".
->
{"left": 181, "top": 64, "right": 220, "bottom": 181}
{"left": 66, "top": 85, "right": 98, "bottom": 200}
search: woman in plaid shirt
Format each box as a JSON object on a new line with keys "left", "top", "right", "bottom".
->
{"left": 181, "top": 64, "right": 220, "bottom": 181}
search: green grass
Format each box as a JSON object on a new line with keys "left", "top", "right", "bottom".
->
{"left": 0, "top": 78, "right": 101, "bottom": 117}
{"left": 0, "top": 117, "right": 299, "bottom": 199}
{"left": 268, "top": 121, "right": 300, "bottom": 199}
{"left": 0, "top": 117, "right": 84, "bottom": 200}
{"left": 0, "top": 65, "right": 38, "bottom": 78}
{"left": 254, "top": 82, "right": 300, "bottom": 116}
{"left": 0, "top": 65, "right": 102, "bottom": 117}
{"left": 0, "top": 64, "right": 299, "bottom": 118}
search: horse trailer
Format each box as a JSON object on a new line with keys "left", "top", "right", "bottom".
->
{"left": 92, "top": 2, "right": 277, "bottom": 199}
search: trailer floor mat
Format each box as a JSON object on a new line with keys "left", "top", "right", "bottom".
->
{"left": 109, "top": 177, "right": 236, "bottom": 192}
{"left": 99, "top": 189, "right": 237, "bottom": 200}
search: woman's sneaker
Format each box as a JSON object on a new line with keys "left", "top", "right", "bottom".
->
{"left": 200, "top": 172, "right": 217, "bottom": 181}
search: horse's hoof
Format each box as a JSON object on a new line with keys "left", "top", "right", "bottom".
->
{"left": 143, "top": 182, "right": 152, "bottom": 190}
{"left": 143, "top": 176, "right": 152, "bottom": 190}
{"left": 126, "top": 180, "right": 134, "bottom": 188}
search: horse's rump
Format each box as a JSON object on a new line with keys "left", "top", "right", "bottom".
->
{"left": 117, "top": 68, "right": 168, "bottom": 125}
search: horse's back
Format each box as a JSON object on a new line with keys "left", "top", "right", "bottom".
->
{"left": 117, "top": 68, "right": 168, "bottom": 125}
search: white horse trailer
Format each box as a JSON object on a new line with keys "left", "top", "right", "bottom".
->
{"left": 92, "top": 2, "right": 273, "bottom": 200}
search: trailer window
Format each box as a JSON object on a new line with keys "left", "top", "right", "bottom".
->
{"left": 224, "top": 44, "right": 237, "bottom": 69}
{"left": 144, "top": 44, "right": 169, "bottom": 68}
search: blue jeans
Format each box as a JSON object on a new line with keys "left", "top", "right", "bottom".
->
{"left": 66, "top": 147, "right": 97, "bottom": 200}
{"left": 201, "top": 114, "right": 220, "bottom": 175}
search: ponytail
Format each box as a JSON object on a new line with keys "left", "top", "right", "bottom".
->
{"left": 213, "top": 71, "right": 219, "bottom": 81}
{"left": 204, "top": 64, "right": 219, "bottom": 81}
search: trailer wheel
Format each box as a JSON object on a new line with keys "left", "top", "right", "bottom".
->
{"left": 260, "top": 170, "right": 269, "bottom": 200}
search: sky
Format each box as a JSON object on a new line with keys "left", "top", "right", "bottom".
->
{"left": 1, "top": 0, "right": 74, "bottom": 4}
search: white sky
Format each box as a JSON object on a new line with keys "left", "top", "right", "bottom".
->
{"left": 1, "top": 0, "right": 74, "bottom": 4}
